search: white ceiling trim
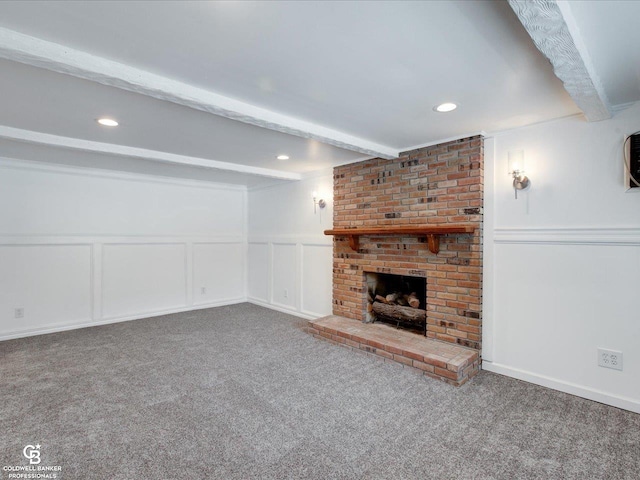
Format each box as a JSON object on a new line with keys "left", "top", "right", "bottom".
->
{"left": 0, "top": 27, "right": 398, "bottom": 160}
{"left": 508, "top": 0, "right": 611, "bottom": 122}
{"left": 0, "top": 125, "right": 301, "bottom": 181}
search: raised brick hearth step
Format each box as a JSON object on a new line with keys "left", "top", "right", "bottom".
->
{"left": 308, "top": 315, "right": 479, "bottom": 386}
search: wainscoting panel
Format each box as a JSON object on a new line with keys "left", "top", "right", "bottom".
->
{"left": 247, "top": 242, "right": 269, "bottom": 303}
{"left": 247, "top": 236, "right": 332, "bottom": 319}
{"left": 0, "top": 160, "right": 248, "bottom": 341}
{"left": 102, "top": 243, "right": 188, "bottom": 319}
{"left": 0, "top": 244, "right": 92, "bottom": 337}
{"left": 193, "top": 242, "right": 244, "bottom": 305}
{"left": 485, "top": 226, "right": 640, "bottom": 412}
{"left": 301, "top": 244, "right": 333, "bottom": 317}
{"left": 271, "top": 243, "right": 297, "bottom": 310}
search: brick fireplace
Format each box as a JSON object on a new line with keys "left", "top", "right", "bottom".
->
{"left": 310, "top": 135, "right": 483, "bottom": 385}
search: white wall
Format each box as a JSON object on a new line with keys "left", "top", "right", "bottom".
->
{"left": 483, "top": 103, "right": 640, "bottom": 413}
{"left": 0, "top": 158, "right": 246, "bottom": 340}
{"left": 247, "top": 170, "right": 333, "bottom": 318}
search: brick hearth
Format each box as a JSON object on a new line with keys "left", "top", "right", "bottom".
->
{"left": 309, "top": 315, "right": 479, "bottom": 386}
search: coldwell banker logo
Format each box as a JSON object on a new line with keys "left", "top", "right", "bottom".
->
{"left": 22, "top": 445, "right": 41, "bottom": 465}
{"left": 2, "top": 444, "right": 62, "bottom": 479}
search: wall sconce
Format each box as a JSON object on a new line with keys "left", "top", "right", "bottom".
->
{"left": 508, "top": 150, "right": 530, "bottom": 199}
{"left": 312, "top": 191, "right": 326, "bottom": 213}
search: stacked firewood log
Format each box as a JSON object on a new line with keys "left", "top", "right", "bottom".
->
{"left": 366, "top": 273, "right": 426, "bottom": 327}
{"left": 374, "top": 291, "right": 420, "bottom": 308}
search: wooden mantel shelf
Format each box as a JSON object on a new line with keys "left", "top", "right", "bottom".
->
{"left": 324, "top": 225, "right": 475, "bottom": 254}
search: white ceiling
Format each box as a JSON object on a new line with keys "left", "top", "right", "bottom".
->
{"left": 0, "top": 0, "right": 636, "bottom": 186}
{"left": 0, "top": 59, "right": 364, "bottom": 175}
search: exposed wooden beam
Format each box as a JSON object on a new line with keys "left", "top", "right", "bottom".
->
{"left": 0, "top": 125, "right": 302, "bottom": 181}
{"left": 0, "top": 27, "right": 398, "bottom": 160}
{"left": 508, "top": 0, "right": 611, "bottom": 122}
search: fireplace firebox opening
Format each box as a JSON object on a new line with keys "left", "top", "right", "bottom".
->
{"left": 365, "top": 272, "right": 427, "bottom": 335}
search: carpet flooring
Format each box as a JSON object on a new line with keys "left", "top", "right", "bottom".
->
{"left": 1, "top": 303, "right": 638, "bottom": 479}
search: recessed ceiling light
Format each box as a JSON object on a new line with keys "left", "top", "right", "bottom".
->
{"left": 434, "top": 103, "right": 458, "bottom": 113}
{"left": 276, "top": 155, "right": 290, "bottom": 160}
{"left": 97, "top": 118, "right": 119, "bottom": 127}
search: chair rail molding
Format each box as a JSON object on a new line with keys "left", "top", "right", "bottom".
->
{"left": 494, "top": 227, "right": 640, "bottom": 246}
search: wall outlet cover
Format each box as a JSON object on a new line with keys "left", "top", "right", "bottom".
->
{"left": 598, "top": 348, "right": 623, "bottom": 371}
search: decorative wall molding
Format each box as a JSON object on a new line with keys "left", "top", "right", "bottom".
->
{"left": 0, "top": 235, "right": 244, "bottom": 245}
{"left": 247, "top": 239, "right": 332, "bottom": 319}
{"left": 0, "top": 238, "right": 246, "bottom": 340}
{"left": 508, "top": 0, "right": 611, "bottom": 122}
{"left": 248, "top": 235, "right": 331, "bottom": 246}
{"left": 0, "top": 126, "right": 301, "bottom": 181}
{"left": 1, "top": 160, "right": 249, "bottom": 340}
{"left": 99, "top": 242, "right": 188, "bottom": 319}
{"left": 192, "top": 241, "right": 245, "bottom": 308}
{"left": 0, "top": 242, "right": 95, "bottom": 332}
{"left": 494, "top": 227, "right": 640, "bottom": 246}
{"left": 0, "top": 27, "right": 397, "bottom": 160}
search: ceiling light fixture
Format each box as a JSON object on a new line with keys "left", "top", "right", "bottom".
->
{"left": 276, "top": 155, "right": 290, "bottom": 160}
{"left": 97, "top": 118, "right": 119, "bottom": 127}
{"left": 434, "top": 103, "right": 457, "bottom": 113}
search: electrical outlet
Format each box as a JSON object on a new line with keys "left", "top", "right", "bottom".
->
{"left": 201, "top": 287, "right": 206, "bottom": 295}
{"left": 598, "top": 348, "right": 623, "bottom": 371}
{"left": 14, "top": 308, "right": 24, "bottom": 318}
{"left": 284, "top": 289, "right": 288, "bottom": 298}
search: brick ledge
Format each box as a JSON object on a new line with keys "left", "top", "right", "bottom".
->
{"left": 308, "top": 315, "right": 479, "bottom": 386}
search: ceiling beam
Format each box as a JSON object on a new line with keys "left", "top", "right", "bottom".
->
{"left": 0, "top": 27, "right": 398, "bottom": 160}
{"left": 508, "top": 0, "right": 611, "bottom": 122}
{"left": 0, "top": 125, "right": 302, "bottom": 181}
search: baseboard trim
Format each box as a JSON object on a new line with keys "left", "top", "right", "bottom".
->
{"left": 0, "top": 298, "right": 246, "bottom": 342}
{"left": 247, "top": 298, "right": 322, "bottom": 321}
{"left": 482, "top": 361, "right": 640, "bottom": 414}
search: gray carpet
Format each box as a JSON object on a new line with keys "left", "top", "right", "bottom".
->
{"left": 1, "top": 303, "right": 638, "bottom": 480}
